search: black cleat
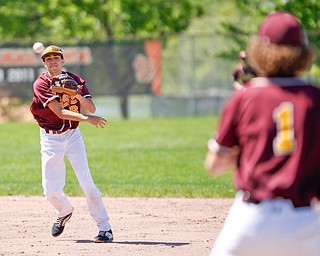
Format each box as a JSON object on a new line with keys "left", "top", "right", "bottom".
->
{"left": 51, "top": 212, "right": 73, "bottom": 237}
{"left": 94, "top": 229, "right": 113, "bottom": 243}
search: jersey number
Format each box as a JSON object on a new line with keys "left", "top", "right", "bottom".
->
{"left": 273, "top": 102, "right": 296, "bottom": 155}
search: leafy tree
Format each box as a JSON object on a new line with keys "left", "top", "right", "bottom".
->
{"left": 0, "top": 0, "right": 205, "bottom": 45}
{"left": 217, "top": 0, "right": 320, "bottom": 64}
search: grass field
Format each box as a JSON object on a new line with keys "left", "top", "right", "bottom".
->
{"left": 0, "top": 116, "right": 235, "bottom": 197}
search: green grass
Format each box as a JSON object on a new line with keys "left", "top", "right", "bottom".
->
{"left": 0, "top": 117, "right": 235, "bottom": 198}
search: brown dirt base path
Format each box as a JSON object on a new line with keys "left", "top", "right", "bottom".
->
{"left": 0, "top": 196, "right": 233, "bottom": 256}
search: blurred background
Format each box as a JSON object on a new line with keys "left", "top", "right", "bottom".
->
{"left": 0, "top": 0, "right": 319, "bottom": 120}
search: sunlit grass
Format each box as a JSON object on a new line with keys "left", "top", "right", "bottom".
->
{"left": 0, "top": 117, "right": 236, "bottom": 198}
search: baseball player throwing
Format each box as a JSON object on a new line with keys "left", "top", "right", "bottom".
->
{"left": 30, "top": 45, "right": 113, "bottom": 243}
{"left": 205, "top": 11, "right": 320, "bottom": 256}
{"left": 232, "top": 50, "right": 256, "bottom": 91}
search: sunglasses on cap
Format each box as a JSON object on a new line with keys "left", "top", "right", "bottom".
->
{"left": 41, "top": 45, "right": 63, "bottom": 60}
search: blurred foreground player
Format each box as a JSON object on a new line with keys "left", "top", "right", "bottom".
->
{"left": 205, "top": 11, "right": 320, "bottom": 256}
{"left": 30, "top": 45, "right": 113, "bottom": 243}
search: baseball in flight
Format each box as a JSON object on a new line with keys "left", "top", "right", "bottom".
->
{"left": 33, "top": 42, "right": 45, "bottom": 54}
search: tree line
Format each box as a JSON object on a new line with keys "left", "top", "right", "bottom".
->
{"left": 0, "top": 0, "right": 318, "bottom": 62}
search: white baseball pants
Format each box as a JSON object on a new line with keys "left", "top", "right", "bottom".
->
{"left": 40, "top": 127, "right": 111, "bottom": 231}
{"left": 211, "top": 191, "right": 320, "bottom": 256}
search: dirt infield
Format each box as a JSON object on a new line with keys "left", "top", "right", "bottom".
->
{"left": 0, "top": 196, "right": 233, "bottom": 256}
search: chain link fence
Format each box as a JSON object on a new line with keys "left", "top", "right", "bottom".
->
{"left": 3, "top": 33, "right": 318, "bottom": 119}
{"left": 150, "top": 33, "right": 235, "bottom": 117}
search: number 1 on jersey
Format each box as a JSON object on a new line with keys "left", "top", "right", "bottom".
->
{"left": 273, "top": 102, "right": 296, "bottom": 155}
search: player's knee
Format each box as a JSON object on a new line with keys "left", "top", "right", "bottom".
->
{"left": 45, "top": 191, "right": 63, "bottom": 202}
{"left": 84, "top": 186, "right": 101, "bottom": 200}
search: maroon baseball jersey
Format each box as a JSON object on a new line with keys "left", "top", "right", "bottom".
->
{"left": 30, "top": 71, "right": 92, "bottom": 131}
{"left": 215, "top": 77, "right": 320, "bottom": 206}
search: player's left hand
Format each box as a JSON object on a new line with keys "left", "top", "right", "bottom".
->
{"left": 87, "top": 116, "right": 108, "bottom": 128}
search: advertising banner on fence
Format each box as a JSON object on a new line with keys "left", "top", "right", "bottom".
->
{"left": 0, "top": 41, "right": 162, "bottom": 99}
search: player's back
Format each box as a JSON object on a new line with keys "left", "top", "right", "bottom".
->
{"left": 231, "top": 77, "right": 320, "bottom": 204}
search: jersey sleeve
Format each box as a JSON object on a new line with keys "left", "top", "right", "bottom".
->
{"left": 33, "top": 76, "right": 59, "bottom": 107}
{"left": 214, "top": 94, "right": 241, "bottom": 148}
{"left": 81, "top": 84, "right": 91, "bottom": 98}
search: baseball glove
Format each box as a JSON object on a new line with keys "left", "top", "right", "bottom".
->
{"left": 50, "top": 74, "right": 82, "bottom": 96}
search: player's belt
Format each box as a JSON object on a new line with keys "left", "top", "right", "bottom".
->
{"left": 242, "top": 191, "right": 260, "bottom": 204}
{"left": 242, "top": 190, "right": 311, "bottom": 208}
{"left": 45, "top": 129, "right": 66, "bottom": 134}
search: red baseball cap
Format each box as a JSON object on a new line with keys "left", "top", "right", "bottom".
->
{"left": 259, "top": 11, "right": 304, "bottom": 46}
